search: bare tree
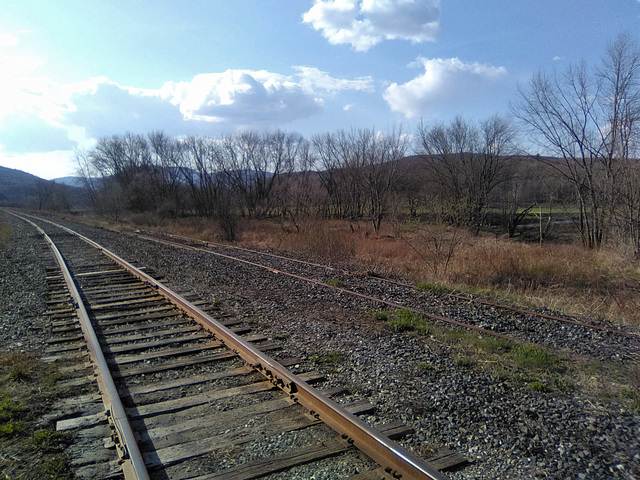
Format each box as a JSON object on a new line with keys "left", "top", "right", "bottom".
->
{"left": 513, "top": 33, "right": 640, "bottom": 248}
{"left": 415, "top": 115, "right": 516, "bottom": 232}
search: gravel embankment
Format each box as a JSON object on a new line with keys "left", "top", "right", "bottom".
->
{"left": 3, "top": 211, "right": 639, "bottom": 480}
{"left": 0, "top": 213, "right": 51, "bottom": 351}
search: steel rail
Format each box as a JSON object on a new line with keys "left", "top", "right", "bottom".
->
{"left": 24, "top": 215, "right": 448, "bottom": 480}
{"left": 9, "top": 212, "right": 150, "bottom": 480}
{"left": 146, "top": 230, "right": 640, "bottom": 341}
{"left": 134, "top": 232, "right": 525, "bottom": 343}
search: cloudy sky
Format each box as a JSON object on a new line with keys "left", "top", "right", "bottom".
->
{"left": 1, "top": 0, "right": 639, "bottom": 179}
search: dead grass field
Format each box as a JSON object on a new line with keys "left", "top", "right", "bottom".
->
{"left": 151, "top": 216, "right": 640, "bottom": 328}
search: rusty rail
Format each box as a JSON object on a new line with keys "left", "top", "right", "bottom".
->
{"left": 9, "top": 212, "right": 150, "bottom": 480}
{"left": 20, "top": 213, "right": 448, "bottom": 480}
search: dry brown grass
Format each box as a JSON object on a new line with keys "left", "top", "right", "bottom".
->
{"left": 232, "top": 218, "right": 640, "bottom": 327}
{"left": 72, "top": 212, "right": 640, "bottom": 328}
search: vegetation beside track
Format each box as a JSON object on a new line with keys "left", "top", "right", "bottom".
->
{"left": 0, "top": 352, "right": 71, "bottom": 480}
{"left": 373, "top": 307, "right": 640, "bottom": 412}
{"left": 65, "top": 213, "right": 640, "bottom": 328}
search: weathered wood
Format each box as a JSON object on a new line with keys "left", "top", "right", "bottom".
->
{"left": 94, "top": 305, "right": 178, "bottom": 321}
{"left": 425, "top": 447, "right": 470, "bottom": 471}
{"left": 120, "top": 365, "right": 254, "bottom": 397}
{"left": 139, "top": 397, "right": 296, "bottom": 448}
{"left": 143, "top": 409, "right": 319, "bottom": 468}
{"left": 74, "top": 460, "right": 123, "bottom": 479}
{"left": 187, "top": 437, "right": 348, "bottom": 480}
{"left": 109, "top": 340, "right": 225, "bottom": 365}
{"left": 128, "top": 371, "right": 324, "bottom": 419}
{"left": 127, "top": 380, "right": 276, "bottom": 419}
{"left": 106, "top": 332, "right": 212, "bottom": 355}
{"left": 102, "top": 324, "right": 201, "bottom": 344}
{"left": 57, "top": 411, "right": 108, "bottom": 431}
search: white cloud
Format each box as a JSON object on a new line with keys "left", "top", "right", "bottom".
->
{"left": 343, "top": 103, "right": 354, "bottom": 111}
{"left": 64, "top": 79, "right": 191, "bottom": 138}
{"left": 383, "top": 57, "right": 507, "bottom": 118}
{"left": 293, "top": 66, "right": 374, "bottom": 93}
{"left": 55, "top": 67, "right": 373, "bottom": 143}
{"left": 0, "top": 64, "right": 374, "bottom": 175}
{"left": 162, "top": 70, "right": 323, "bottom": 126}
{"left": 0, "top": 32, "right": 19, "bottom": 47}
{"left": 303, "top": 0, "right": 440, "bottom": 52}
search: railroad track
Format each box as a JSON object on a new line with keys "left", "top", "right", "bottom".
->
{"left": 114, "top": 228, "right": 640, "bottom": 363}
{"left": 148, "top": 231, "right": 640, "bottom": 340}
{"left": 12, "top": 212, "right": 465, "bottom": 480}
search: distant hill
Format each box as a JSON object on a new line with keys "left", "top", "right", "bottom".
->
{"left": 0, "top": 166, "right": 89, "bottom": 208}
{"left": 0, "top": 166, "right": 41, "bottom": 205}
{"left": 52, "top": 176, "right": 86, "bottom": 188}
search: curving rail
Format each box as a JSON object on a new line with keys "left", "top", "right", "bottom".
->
{"left": 12, "top": 211, "right": 449, "bottom": 480}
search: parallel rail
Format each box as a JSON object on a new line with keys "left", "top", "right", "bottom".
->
{"left": 11, "top": 211, "right": 449, "bottom": 480}
{"left": 13, "top": 213, "right": 150, "bottom": 480}
{"left": 137, "top": 230, "right": 640, "bottom": 341}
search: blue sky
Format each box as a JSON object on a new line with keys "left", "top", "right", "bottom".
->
{"left": 0, "top": 0, "right": 639, "bottom": 179}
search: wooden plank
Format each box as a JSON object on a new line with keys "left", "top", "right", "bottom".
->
{"left": 57, "top": 411, "right": 108, "bottom": 431}
{"left": 121, "top": 366, "right": 253, "bottom": 397}
{"left": 110, "top": 334, "right": 267, "bottom": 364}
{"left": 80, "top": 283, "right": 148, "bottom": 295}
{"left": 89, "top": 295, "right": 167, "bottom": 310}
{"left": 343, "top": 399, "right": 376, "bottom": 415}
{"left": 425, "top": 447, "right": 469, "bottom": 471}
{"left": 140, "top": 397, "right": 296, "bottom": 448}
{"left": 178, "top": 437, "right": 348, "bottom": 480}
{"left": 114, "top": 342, "right": 279, "bottom": 378}
{"left": 129, "top": 371, "right": 324, "bottom": 420}
{"left": 143, "top": 410, "right": 319, "bottom": 468}
{"left": 128, "top": 380, "right": 277, "bottom": 420}
{"left": 94, "top": 305, "right": 177, "bottom": 321}
{"left": 106, "top": 332, "right": 212, "bottom": 354}
{"left": 99, "top": 310, "right": 184, "bottom": 327}
{"left": 185, "top": 423, "right": 417, "bottom": 480}
{"left": 102, "top": 325, "right": 201, "bottom": 344}
{"left": 110, "top": 340, "right": 225, "bottom": 365}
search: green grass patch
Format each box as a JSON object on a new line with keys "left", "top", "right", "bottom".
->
{"left": 0, "top": 397, "right": 23, "bottom": 421}
{"left": 371, "top": 310, "right": 389, "bottom": 321}
{"left": 326, "top": 278, "right": 343, "bottom": 287}
{"left": 0, "top": 418, "right": 23, "bottom": 436}
{"left": 31, "top": 429, "right": 69, "bottom": 453}
{"left": 454, "top": 356, "right": 476, "bottom": 368}
{"left": 387, "top": 308, "right": 430, "bottom": 334}
{"left": 417, "top": 361, "right": 435, "bottom": 372}
{"left": 0, "top": 353, "right": 72, "bottom": 479}
{"left": 416, "top": 281, "right": 449, "bottom": 294}
{"left": 509, "top": 344, "right": 565, "bottom": 373}
{"left": 310, "top": 350, "right": 343, "bottom": 364}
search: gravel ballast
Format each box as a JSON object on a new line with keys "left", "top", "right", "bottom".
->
{"left": 2, "top": 211, "right": 639, "bottom": 479}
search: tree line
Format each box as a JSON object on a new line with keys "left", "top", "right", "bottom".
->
{"left": 76, "top": 34, "right": 640, "bottom": 251}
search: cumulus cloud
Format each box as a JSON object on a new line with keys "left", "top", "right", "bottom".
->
{"left": 383, "top": 57, "right": 507, "bottom": 118}
{"left": 2, "top": 65, "right": 371, "bottom": 163}
{"left": 163, "top": 70, "right": 323, "bottom": 127}
{"left": 303, "top": 0, "right": 440, "bottom": 51}
{"left": 64, "top": 79, "right": 192, "bottom": 138}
